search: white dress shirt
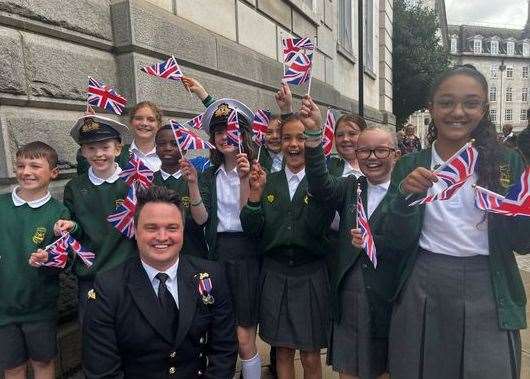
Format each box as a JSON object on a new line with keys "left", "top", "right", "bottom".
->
{"left": 130, "top": 141, "right": 161, "bottom": 172}
{"left": 216, "top": 164, "right": 243, "bottom": 232}
{"left": 270, "top": 152, "right": 284, "bottom": 173}
{"left": 141, "top": 259, "right": 180, "bottom": 308}
{"left": 419, "top": 143, "right": 489, "bottom": 257}
{"left": 160, "top": 169, "right": 183, "bottom": 181}
{"left": 285, "top": 166, "right": 306, "bottom": 200}
{"left": 88, "top": 164, "right": 122, "bottom": 185}
{"left": 342, "top": 161, "right": 363, "bottom": 178}
{"left": 367, "top": 180, "right": 390, "bottom": 218}
{"left": 11, "top": 186, "right": 51, "bottom": 208}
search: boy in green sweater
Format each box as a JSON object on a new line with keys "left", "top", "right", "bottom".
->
{"left": 0, "top": 142, "right": 70, "bottom": 379}
{"left": 55, "top": 115, "right": 137, "bottom": 321}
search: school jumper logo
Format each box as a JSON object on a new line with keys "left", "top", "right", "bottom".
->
{"left": 266, "top": 194, "right": 275, "bottom": 203}
{"left": 181, "top": 196, "right": 191, "bottom": 208}
{"left": 32, "top": 227, "right": 46, "bottom": 245}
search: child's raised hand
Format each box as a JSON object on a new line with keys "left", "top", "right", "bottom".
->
{"left": 180, "top": 158, "right": 198, "bottom": 184}
{"left": 350, "top": 228, "right": 363, "bottom": 249}
{"left": 236, "top": 153, "right": 251, "bottom": 179}
{"left": 54, "top": 220, "right": 75, "bottom": 236}
{"left": 275, "top": 83, "right": 293, "bottom": 114}
{"left": 249, "top": 163, "right": 267, "bottom": 192}
{"left": 181, "top": 77, "right": 208, "bottom": 100}
{"left": 28, "top": 249, "right": 49, "bottom": 267}
{"left": 299, "top": 95, "right": 321, "bottom": 131}
{"left": 400, "top": 167, "right": 438, "bottom": 194}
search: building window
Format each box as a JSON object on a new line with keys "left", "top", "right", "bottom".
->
{"left": 473, "top": 39, "right": 482, "bottom": 54}
{"left": 451, "top": 38, "right": 457, "bottom": 53}
{"left": 523, "top": 42, "right": 530, "bottom": 57}
{"left": 491, "top": 65, "right": 497, "bottom": 78}
{"left": 490, "top": 109, "right": 497, "bottom": 122}
{"left": 364, "top": 0, "right": 374, "bottom": 72}
{"left": 507, "top": 41, "right": 515, "bottom": 55}
{"left": 338, "top": 0, "right": 353, "bottom": 53}
{"left": 506, "top": 87, "right": 512, "bottom": 102}
{"left": 523, "top": 88, "right": 528, "bottom": 102}
{"left": 489, "top": 87, "right": 497, "bottom": 102}
{"left": 521, "top": 109, "right": 528, "bottom": 121}
{"left": 507, "top": 66, "right": 514, "bottom": 78}
{"left": 505, "top": 109, "right": 512, "bottom": 121}
{"left": 523, "top": 66, "right": 528, "bottom": 79}
{"left": 491, "top": 40, "right": 499, "bottom": 55}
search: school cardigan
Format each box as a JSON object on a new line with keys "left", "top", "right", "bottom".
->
{"left": 152, "top": 172, "right": 208, "bottom": 258}
{"left": 385, "top": 146, "right": 528, "bottom": 330}
{"left": 326, "top": 155, "right": 346, "bottom": 177}
{"left": 239, "top": 170, "right": 333, "bottom": 267}
{"left": 305, "top": 145, "right": 403, "bottom": 337}
{"left": 63, "top": 174, "right": 137, "bottom": 281}
{"left": 0, "top": 194, "right": 70, "bottom": 326}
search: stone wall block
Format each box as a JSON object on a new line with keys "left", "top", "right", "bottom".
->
{"left": 292, "top": 10, "right": 317, "bottom": 38}
{"left": 0, "top": 0, "right": 113, "bottom": 41}
{"left": 0, "top": 26, "right": 26, "bottom": 95}
{"left": 23, "top": 32, "right": 118, "bottom": 100}
{"left": 125, "top": 0, "right": 218, "bottom": 68}
{"left": 257, "top": 0, "right": 292, "bottom": 29}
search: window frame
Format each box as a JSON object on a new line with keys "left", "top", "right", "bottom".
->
{"left": 489, "top": 86, "right": 497, "bottom": 102}
{"left": 505, "top": 108, "right": 513, "bottom": 121}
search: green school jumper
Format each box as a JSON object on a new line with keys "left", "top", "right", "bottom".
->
{"left": 386, "top": 146, "right": 528, "bottom": 330}
{"left": 153, "top": 171, "right": 208, "bottom": 258}
{"left": 0, "top": 193, "right": 70, "bottom": 326}
{"left": 63, "top": 174, "right": 137, "bottom": 281}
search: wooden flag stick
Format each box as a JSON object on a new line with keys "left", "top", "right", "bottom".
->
{"left": 257, "top": 144, "right": 262, "bottom": 162}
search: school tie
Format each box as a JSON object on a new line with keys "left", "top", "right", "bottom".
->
{"left": 271, "top": 155, "right": 282, "bottom": 173}
{"left": 156, "top": 272, "right": 179, "bottom": 337}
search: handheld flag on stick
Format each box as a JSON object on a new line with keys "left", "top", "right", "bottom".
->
{"left": 252, "top": 109, "right": 271, "bottom": 161}
{"left": 322, "top": 109, "right": 335, "bottom": 157}
{"left": 226, "top": 109, "right": 242, "bottom": 153}
{"left": 356, "top": 188, "right": 377, "bottom": 268}
{"left": 409, "top": 142, "right": 478, "bottom": 206}
{"left": 282, "top": 37, "right": 315, "bottom": 63}
{"left": 87, "top": 77, "right": 128, "bottom": 115}
{"left": 119, "top": 154, "right": 154, "bottom": 190}
{"left": 186, "top": 113, "right": 204, "bottom": 130}
{"left": 65, "top": 234, "right": 95, "bottom": 268}
{"left": 42, "top": 235, "right": 69, "bottom": 268}
{"left": 170, "top": 120, "right": 215, "bottom": 152}
{"left": 283, "top": 50, "right": 314, "bottom": 86}
{"left": 107, "top": 184, "right": 137, "bottom": 239}
{"left": 140, "top": 56, "right": 184, "bottom": 81}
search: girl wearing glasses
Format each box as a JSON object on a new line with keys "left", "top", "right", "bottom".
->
{"left": 385, "top": 65, "right": 527, "bottom": 379}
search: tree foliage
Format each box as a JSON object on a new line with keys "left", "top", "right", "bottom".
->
{"left": 393, "top": 0, "right": 451, "bottom": 127}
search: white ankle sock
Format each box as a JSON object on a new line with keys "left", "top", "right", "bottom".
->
{"left": 241, "top": 353, "right": 262, "bottom": 379}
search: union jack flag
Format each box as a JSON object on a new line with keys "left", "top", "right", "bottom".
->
{"left": 87, "top": 77, "right": 128, "bottom": 115}
{"left": 186, "top": 113, "right": 204, "bottom": 130}
{"left": 140, "top": 56, "right": 184, "bottom": 81}
{"left": 282, "top": 37, "right": 315, "bottom": 64}
{"left": 42, "top": 235, "right": 69, "bottom": 268}
{"left": 252, "top": 109, "right": 271, "bottom": 145}
{"left": 66, "top": 234, "right": 95, "bottom": 268}
{"left": 357, "top": 188, "right": 377, "bottom": 268}
{"left": 283, "top": 50, "right": 314, "bottom": 86}
{"left": 107, "top": 184, "right": 137, "bottom": 239}
{"left": 474, "top": 168, "right": 530, "bottom": 217}
{"left": 323, "top": 109, "right": 335, "bottom": 156}
{"left": 226, "top": 109, "right": 241, "bottom": 147}
{"left": 119, "top": 154, "right": 154, "bottom": 190}
{"left": 410, "top": 142, "right": 478, "bottom": 206}
{"left": 170, "top": 120, "right": 215, "bottom": 151}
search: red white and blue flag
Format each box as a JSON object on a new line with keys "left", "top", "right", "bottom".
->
{"left": 119, "top": 154, "right": 154, "bottom": 190}
{"left": 252, "top": 109, "right": 271, "bottom": 145}
{"left": 66, "top": 234, "right": 95, "bottom": 268}
{"left": 107, "top": 184, "right": 137, "bottom": 239}
{"left": 282, "top": 37, "right": 315, "bottom": 64}
{"left": 283, "top": 50, "right": 314, "bottom": 86}
{"left": 226, "top": 109, "right": 241, "bottom": 147}
{"left": 410, "top": 142, "right": 478, "bottom": 206}
{"left": 87, "top": 77, "right": 128, "bottom": 115}
{"left": 170, "top": 120, "right": 215, "bottom": 151}
{"left": 140, "top": 56, "right": 184, "bottom": 81}
{"left": 323, "top": 109, "right": 335, "bottom": 157}
{"left": 42, "top": 235, "right": 69, "bottom": 268}
{"left": 357, "top": 188, "right": 377, "bottom": 268}
{"left": 186, "top": 113, "right": 204, "bottom": 130}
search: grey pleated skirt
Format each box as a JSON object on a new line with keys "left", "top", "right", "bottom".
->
{"left": 389, "top": 249, "right": 521, "bottom": 379}
{"left": 215, "top": 232, "right": 260, "bottom": 327}
{"left": 327, "top": 263, "right": 388, "bottom": 378}
{"left": 258, "top": 257, "right": 330, "bottom": 351}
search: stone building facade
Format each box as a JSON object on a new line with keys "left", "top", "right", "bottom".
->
{"left": 0, "top": 0, "right": 394, "bottom": 375}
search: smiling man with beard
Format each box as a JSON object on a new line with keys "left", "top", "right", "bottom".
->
{"left": 82, "top": 186, "right": 237, "bottom": 379}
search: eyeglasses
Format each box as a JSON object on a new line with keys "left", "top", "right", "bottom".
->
{"left": 355, "top": 147, "right": 395, "bottom": 159}
{"left": 433, "top": 98, "right": 486, "bottom": 112}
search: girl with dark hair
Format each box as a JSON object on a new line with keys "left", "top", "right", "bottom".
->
{"left": 385, "top": 65, "right": 527, "bottom": 379}
{"left": 185, "top": 99, "right": 262, "bottom": 379}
